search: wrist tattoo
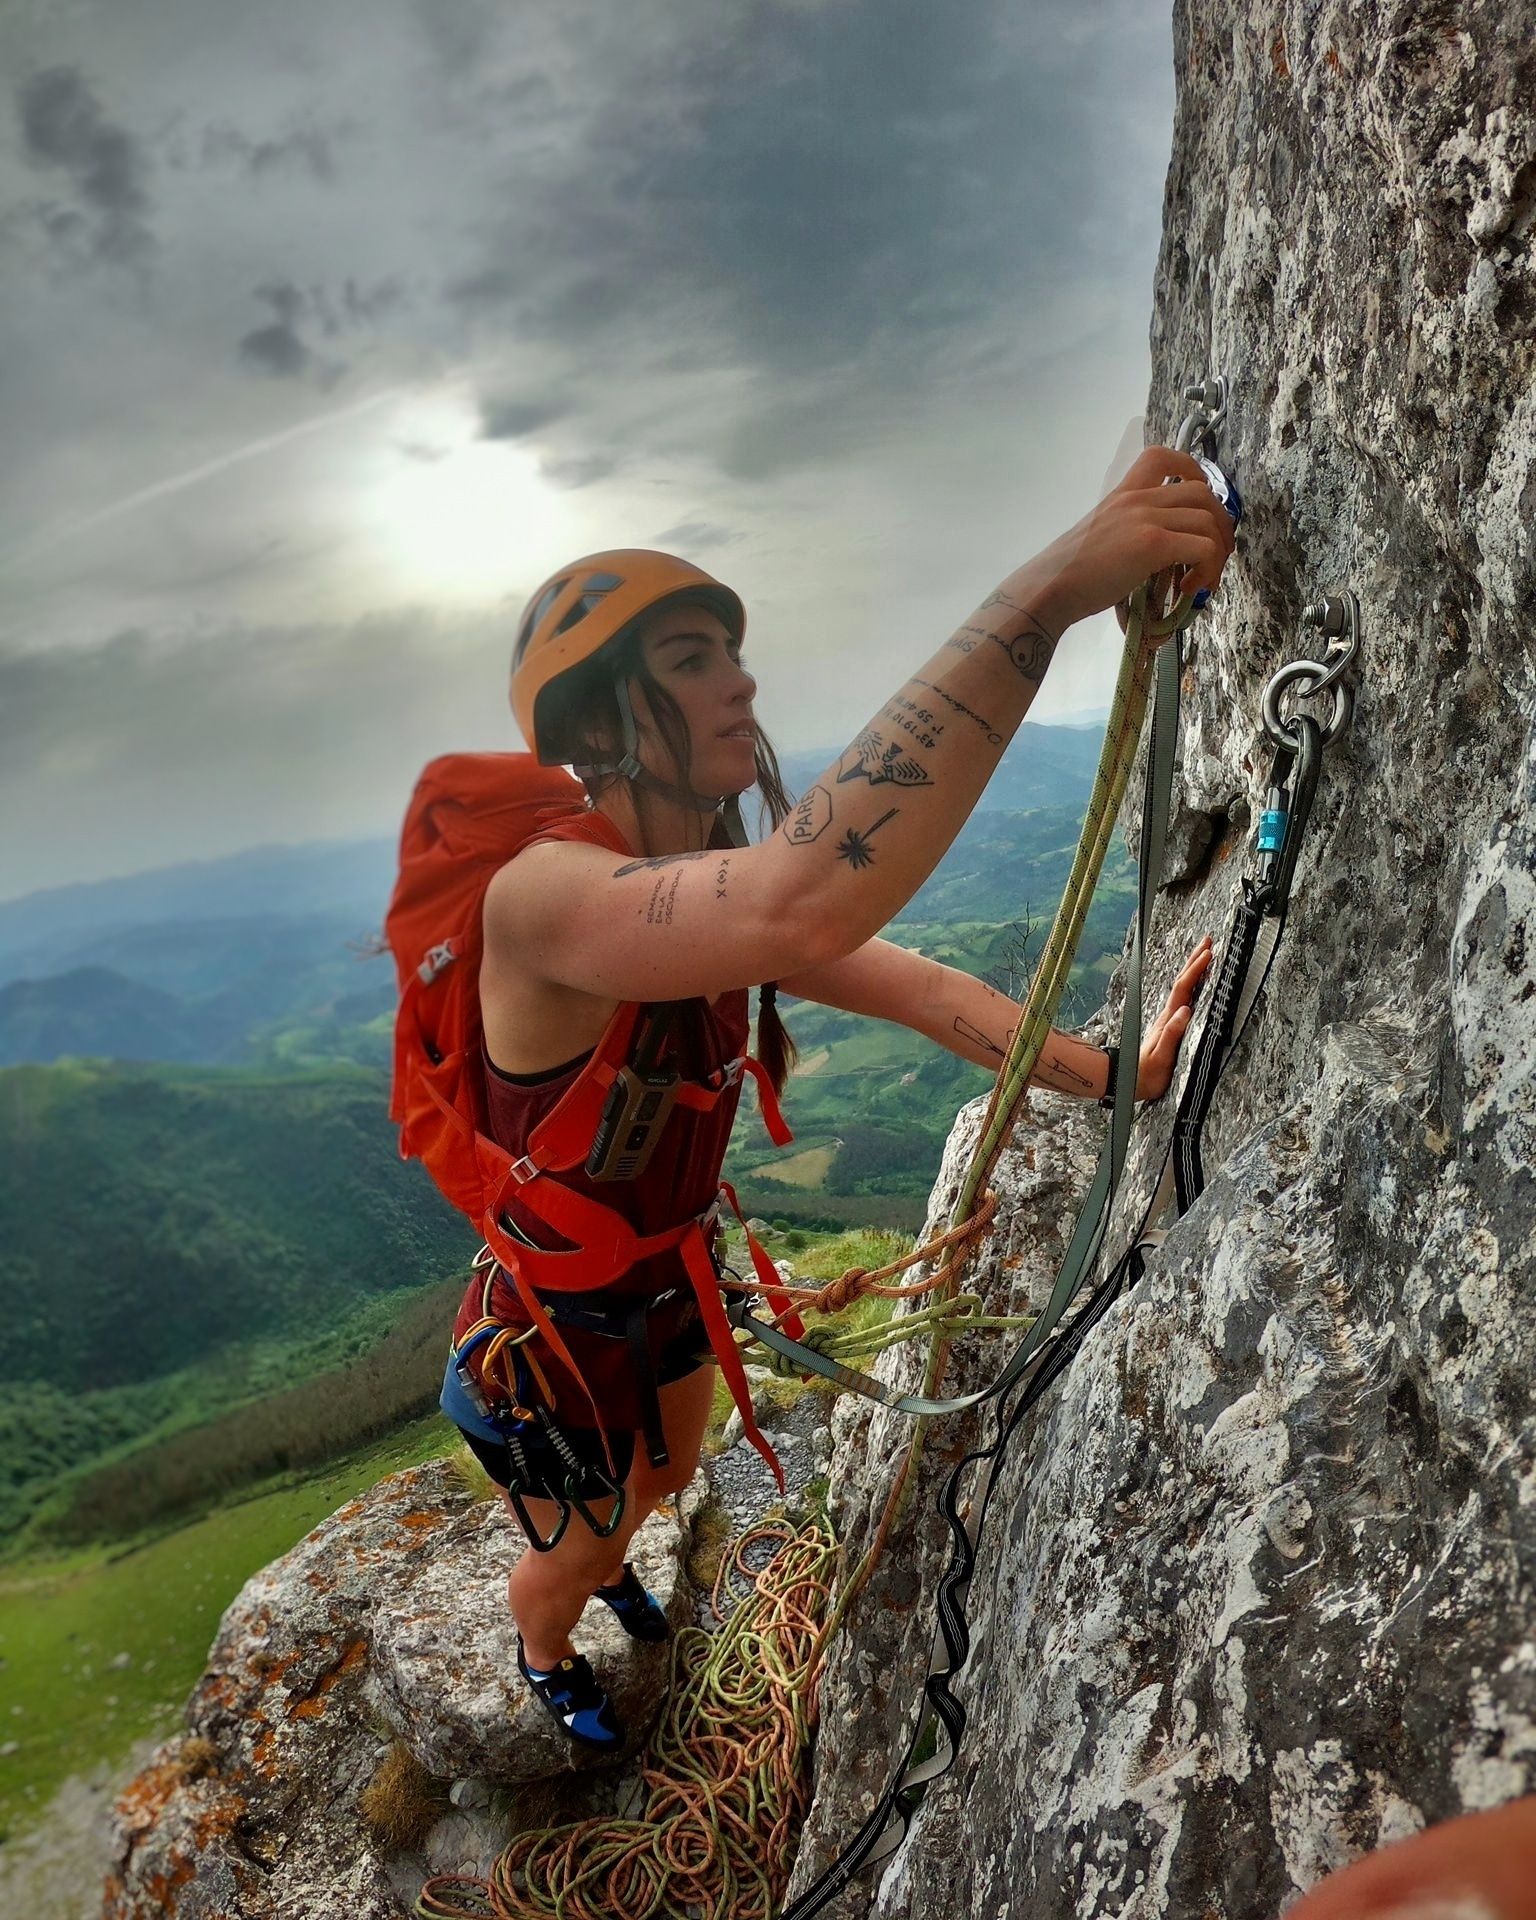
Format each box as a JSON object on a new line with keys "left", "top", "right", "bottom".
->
{"left": 988, "top": 622, "right": 1056, "bottom": 687}
{"left": 1041, "top": 1050, "right": 1094, "bottom": 1091}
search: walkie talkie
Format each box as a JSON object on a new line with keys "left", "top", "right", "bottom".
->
{"left": 585, "top": 1005, "right": 680, "bottom": 1182}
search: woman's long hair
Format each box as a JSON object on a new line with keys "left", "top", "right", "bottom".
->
{"left": 548, "top": 622, "right": 800, "bottom": 1095}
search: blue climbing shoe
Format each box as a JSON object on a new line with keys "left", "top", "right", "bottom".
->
{"left": 516, "top": 1635, "right": 623, "bottom": 1749}
{"left": 591, "top": 1562, "right": 670, "bottom": 1643}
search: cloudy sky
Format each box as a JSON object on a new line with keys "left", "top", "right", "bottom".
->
{"left": 0, "top": 0, "right": 1177, "bottom": 900}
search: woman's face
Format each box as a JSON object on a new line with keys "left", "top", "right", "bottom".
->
{"left": 629, "top": 601, "right": 759, "bottom": 793}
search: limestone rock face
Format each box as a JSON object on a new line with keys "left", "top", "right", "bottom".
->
{"left": 786, "top": 3, "right": 1536, "bottom": 1914}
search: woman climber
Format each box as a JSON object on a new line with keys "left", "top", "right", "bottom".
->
{"left": 447, "top": 443, "right": 1235, "bottom": 1748}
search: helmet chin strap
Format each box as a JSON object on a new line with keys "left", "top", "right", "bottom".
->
{"left": 573, "top": 679, "right": 751, "bottom": 850}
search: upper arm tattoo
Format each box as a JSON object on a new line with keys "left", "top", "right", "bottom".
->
{"left": 783, "top": 784, "right": 834, "bottom": 847}
{"left": 614, "top": 851, "right": 711, "bottom": 877}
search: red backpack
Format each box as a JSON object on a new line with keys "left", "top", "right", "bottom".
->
{"left": 384, "top": 750, "right": 804, "bottom": 1487}
{"left": 385, "top": 751, "right": 589, "bottom": 1215}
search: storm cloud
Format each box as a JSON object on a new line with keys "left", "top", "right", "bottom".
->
{"left": 0, "top": 0, "right": 1175, "bottom": 897}
{"left": 17, "top": 64, "right": 155, "bottom": 263}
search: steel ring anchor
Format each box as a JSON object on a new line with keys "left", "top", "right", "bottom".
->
{"left": 1261, "top": 658, "right": 1354, "bottom": 749}
{"left": 1262, "top": 590, "right": 1359, "bottom": 748}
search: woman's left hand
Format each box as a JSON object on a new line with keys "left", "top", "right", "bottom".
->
{"left": 1135, "top": 935, "right": 1214, "bottom": 1101}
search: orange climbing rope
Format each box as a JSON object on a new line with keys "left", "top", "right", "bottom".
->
{"left": 416, "top": 1515, "right": 837, "bottom": 1920}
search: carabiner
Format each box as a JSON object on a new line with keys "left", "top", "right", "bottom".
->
{"left": 505, "top": 1431, "right": 573, "bottom": 1553}
{"left": 534, "top": 1406, "right": 627, "bottom": 1540}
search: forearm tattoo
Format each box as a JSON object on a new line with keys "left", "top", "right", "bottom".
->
{"left": 955, "top": 1015, "right": 1005, "bottom": 1059}
{"left": 1040, "top": 1051, "right": 1094, "bottom": 1091}
{"left": 954, "top": 1016, "right": 1096, "bottom": 1091}
{"left": 782, "top": 784, "right": 833, "bottom": 847}
{"left": 836, "top": 726, "right": 933, "bottom": 788}
{"left": 835, "top": 808, "right": 898, "bottom": 869}
{"left": 944, "top": 604, "right": 1057, "bottom": 688}
{"left": 991, "top": 625, "right": 1055, "bottom": 686}
{"left": 878, "top": 695, "right": 941, "bottom": 752}
{"left": 912, "top": 676, "right": 1004, "bottom": 748}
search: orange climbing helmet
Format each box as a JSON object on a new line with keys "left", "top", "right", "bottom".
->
{"left": 510, "top": 548, "right": 746, "bottom": 766}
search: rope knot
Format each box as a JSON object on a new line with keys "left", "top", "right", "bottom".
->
{"left": 760, "top": 1320, "right": 840, "bottom": 1377}
{"left": 814, "top": 1266, "right": 869, "bottom": 1317}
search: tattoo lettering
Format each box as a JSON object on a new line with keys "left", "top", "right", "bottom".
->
{"left": 944, "top": 625, "right": 985, "bottom": 655}
{"left": 782, "top": 784, "right": 833, "bottom": 847}
{"left": 912, "top": 676, "right": 1004, "bottom": 748}
{"left": 615, "top": 851, "right": 710, "bottom": 877}
{"left": 644, "top": 869, "right": 684, "bottom": 926}
{"left": 714, "top": 855, "right": 730, "bottom": 901}
{"left": 835, "top": 807, "right": 898, "bottom": 870}
{"left": 989, "top": 625, "right": 1055, "bottom": 686}
{"left": 878, "top": 693, "right": 944, "bottom": 752}
{"left": 836, "top": 727, "right": 933, "bottom": 789}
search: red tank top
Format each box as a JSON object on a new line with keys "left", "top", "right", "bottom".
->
{"left": 481, "top": 993, "right": 749, "bottom": 1302}
{"left": 451, "top": 806, "right": 750, "bottom": 1425}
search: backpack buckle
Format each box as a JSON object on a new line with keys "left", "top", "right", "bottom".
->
{"left": 714, "top": 1056, "right": 746, "bottom": 1089}
{"left": 507, "top": 1154, "right": 540, "bottom": 1185}
{"left": 418, "top": 939, "right": 457, "bottom": 985}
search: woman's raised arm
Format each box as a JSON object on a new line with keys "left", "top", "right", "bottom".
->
{"left": 488, "top": 446, "right": 1234, "bottom": 1005}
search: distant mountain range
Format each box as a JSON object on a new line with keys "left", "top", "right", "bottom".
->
{"left": 0, "top": 718, "right": 1109, "bottom": 1069}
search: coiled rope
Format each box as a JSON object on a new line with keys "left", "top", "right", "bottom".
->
{"left": 416, "top": 1515, "right": 838, "bottom": 1920}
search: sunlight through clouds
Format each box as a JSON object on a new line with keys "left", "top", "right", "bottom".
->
{"left": 351, "top": 386, "right": 588, "bottom": 610}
